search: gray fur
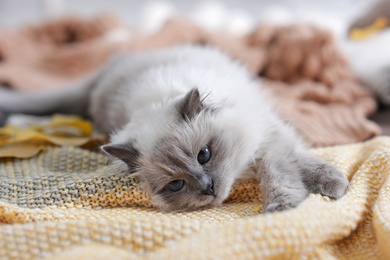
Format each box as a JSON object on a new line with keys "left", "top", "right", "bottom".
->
{"left": 0, "top": 46, "right": 349, "bottom": 212}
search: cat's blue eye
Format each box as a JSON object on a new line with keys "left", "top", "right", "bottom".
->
{"left": 167, "top": 180, "right": 185, "bottom": 192}
{"left": 197, "top": 145, "right": 211, "bottom": 164}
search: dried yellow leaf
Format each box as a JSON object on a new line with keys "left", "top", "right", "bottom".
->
{"left": 0, "top": 114, "right": 104, "bottom": 158}
{"left": 350, "top": 16, "right": 389, "bottom": 40}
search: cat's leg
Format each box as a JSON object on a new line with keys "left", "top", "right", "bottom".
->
{"left": 0, "top": 86, "right": 90, "bottom": 119}
{"left": 0, "top": 56, "right": 124, "bottom": 123}
{"left": 259, "top": 141, "right": 309, "bottom": 212}
{"left": 0, "top": 70, "right": 104, "bottom": 121}
{"left": 258, "top": 128, "right": 348, "bottom": 213}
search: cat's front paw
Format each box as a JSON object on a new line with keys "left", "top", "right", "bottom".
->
{"left": 302, "top": 159, "right": 349, "bottom": 200}
{"left": 316, "top": 167, "right": 348, "bottom": 200}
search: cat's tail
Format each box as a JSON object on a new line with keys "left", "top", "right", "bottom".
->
{"left": 0, "top": 75, "right": 98, "bottom": 125}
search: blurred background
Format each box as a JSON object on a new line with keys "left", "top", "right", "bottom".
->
{"left": 0, "top": 0, "right": 389, "bottom": 145}
{"left": 0, "top": 0, "right": 375, "bottom": 35}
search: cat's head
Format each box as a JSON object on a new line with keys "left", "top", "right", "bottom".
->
{"left": 101, "top": 88, "right": 251, "bottom": 212}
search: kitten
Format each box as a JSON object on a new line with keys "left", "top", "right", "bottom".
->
{"left": 0, "top": 45, "right": 348, "bottom": 212}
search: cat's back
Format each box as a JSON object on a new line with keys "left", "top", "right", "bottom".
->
{"left": 117, "top": 45, "right": 261, "bottom": 109}
{"left": 89, "top": 45, "right": 264, "bottom": 132}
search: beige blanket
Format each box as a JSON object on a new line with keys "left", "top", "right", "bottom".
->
{"left": 0, "top": 15, "right": 381, "bottom": 147}
{"left": 0, "top": 136, "right": 389, "bottom": 259}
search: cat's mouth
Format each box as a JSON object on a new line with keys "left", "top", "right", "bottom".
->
{"left": 209, "top": 180, "right": 232, "bottom": 207}
{"left": 196, "top": 188, "right": 219, "bottom": 209}
{"left": 205, "top": 186, "right": 225, "bottom": 207}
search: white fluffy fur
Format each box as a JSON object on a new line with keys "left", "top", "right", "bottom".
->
{"left": 97, "top": 47, "right": 275, "bottom": 163}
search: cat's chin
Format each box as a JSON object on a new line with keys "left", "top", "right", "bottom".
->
{"left": 151, "top": 194, "right": 216, "bottom": 212}
{"left": 209, "top": 196, "right": 225, "bottom": 208}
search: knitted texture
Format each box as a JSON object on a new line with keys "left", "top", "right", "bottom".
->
{"left": 0, "top": 136, "right": 389, "bottom": 259}
{"left": 0, "top": 16, "right": 381, "bottom": 147}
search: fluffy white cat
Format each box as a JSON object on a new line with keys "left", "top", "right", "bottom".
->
{"left": 0, "top": 45, "right": 348, "bottom": 212}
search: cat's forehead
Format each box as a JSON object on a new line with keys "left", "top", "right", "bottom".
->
{"left": 156, "top": 142, "right": 192, "bottom": 171}
{"left": 146, "top": 132, "right": 211, "bottom": 172}
{"left": 156, "top": 128, "right": 210, "bottom": 155}
{"left": 150, "top": 131, "right": 225, "bottom": 176}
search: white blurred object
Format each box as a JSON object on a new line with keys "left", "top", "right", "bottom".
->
{"left": 225, "top": 9, "right": 255, "bottom": 37}
{"left": 342, "top": 30, "right": 390, "bottom": 105}
{"left": 43, "top": 0, "right": 66, "bottom": 18}
{"left": 190, "top": 1, "right": 229, "bottom": 32}
{"left": 141, "top": 1, "right": 177, "bottom": 34}
{"left": 103, "top": 28, "right": 134, "bottom": 43}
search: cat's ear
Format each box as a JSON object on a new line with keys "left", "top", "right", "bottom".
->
{"left": 178, "top": 88, "right": 204, "bottom": 121}
{"left": 101, "top": 142, "right": 140, "bottom": 172}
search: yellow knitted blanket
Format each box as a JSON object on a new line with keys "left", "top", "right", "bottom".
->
{"left": 0, "top": 136, "right": 389, "bottom": 259}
